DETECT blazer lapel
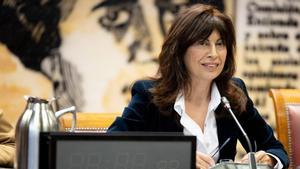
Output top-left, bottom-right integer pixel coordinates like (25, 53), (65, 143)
(215, 104), (238, 161)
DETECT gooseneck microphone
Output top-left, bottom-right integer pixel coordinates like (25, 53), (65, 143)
(221, 97), (257, 169)
(221, 97), (253, 152)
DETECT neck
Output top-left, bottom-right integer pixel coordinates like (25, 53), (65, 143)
(185, 79), (212, 105)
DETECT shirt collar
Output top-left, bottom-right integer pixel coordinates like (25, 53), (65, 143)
(174, 92), (184, 116)
(208, 82), (221, 114)
(174, 82), (221, 116)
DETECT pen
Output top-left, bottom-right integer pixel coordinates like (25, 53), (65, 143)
(210, 137), (231, 158)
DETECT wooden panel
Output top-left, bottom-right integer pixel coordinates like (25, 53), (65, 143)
(59, 112), (120, 132)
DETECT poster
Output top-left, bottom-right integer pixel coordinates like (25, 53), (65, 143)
(236, 0), (300, 128)
(0, 0), (224, 124)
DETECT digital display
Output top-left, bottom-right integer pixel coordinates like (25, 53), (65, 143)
(39, 132), (196, 169)
(56, 140), (191, 169)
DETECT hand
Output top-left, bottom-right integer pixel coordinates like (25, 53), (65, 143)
(240, 151), (277, 167)
(196, 151), (215, 169)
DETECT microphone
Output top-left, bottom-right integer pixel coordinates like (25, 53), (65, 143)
(221, 97), (257, 169)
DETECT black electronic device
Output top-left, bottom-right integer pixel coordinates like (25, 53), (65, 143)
(39, 132), (196, 169)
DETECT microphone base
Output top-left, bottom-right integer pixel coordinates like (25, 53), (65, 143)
(211, 161), (270, 169)
(249, 152), (257, 169)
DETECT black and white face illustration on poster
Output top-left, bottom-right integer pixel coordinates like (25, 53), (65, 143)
(0, 0), (224, 112)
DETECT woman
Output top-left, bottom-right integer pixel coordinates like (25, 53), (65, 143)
(108, 4), (289, 169)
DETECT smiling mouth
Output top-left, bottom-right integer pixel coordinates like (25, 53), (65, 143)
(201, 63), (220, 70)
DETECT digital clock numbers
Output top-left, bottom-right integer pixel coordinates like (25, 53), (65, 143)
(56, 140), (190, 169)
(65, 152), (180, 169)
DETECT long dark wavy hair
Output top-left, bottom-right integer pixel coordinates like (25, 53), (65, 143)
(150, 4), (247, 116)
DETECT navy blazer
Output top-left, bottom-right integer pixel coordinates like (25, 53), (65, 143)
(108, 78), (289, 168)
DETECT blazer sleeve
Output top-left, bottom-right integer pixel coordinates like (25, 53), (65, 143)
(0, 111), (15, 167)
(233, 78), (289, 168)
(108, 80), (154, 132)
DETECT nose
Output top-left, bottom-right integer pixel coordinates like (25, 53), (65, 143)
(208, 44), (218, 59)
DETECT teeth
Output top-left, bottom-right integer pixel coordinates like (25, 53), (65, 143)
(203, 63), (218, 67)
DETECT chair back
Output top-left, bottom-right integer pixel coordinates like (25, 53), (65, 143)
(60, 112), (120, 132)
(269, 89), (300, 168)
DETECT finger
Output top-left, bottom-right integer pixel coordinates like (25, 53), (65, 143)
(196, 158), (211, 169)
(240, 151), (265, 163)
(255, 151), (266, 162)
(258, 154), (276, 167)
(240, 153), (249, 163)
(196, 152), (215, 168)
(197, 152), (215, 166)
(196, 155), (212, 169)
(196, 161), (210, 169)
(259, 155), (271, 164)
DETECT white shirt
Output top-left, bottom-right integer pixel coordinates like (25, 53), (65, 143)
(173, 82), (283, 168)
(174, 82), (221, 162)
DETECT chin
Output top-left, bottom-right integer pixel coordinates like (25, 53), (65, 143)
(205, 73), (221, 81)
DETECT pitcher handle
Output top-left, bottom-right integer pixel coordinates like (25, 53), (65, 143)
(55, 106), (77, 132)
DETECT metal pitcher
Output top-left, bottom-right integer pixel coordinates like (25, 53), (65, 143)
(15, 96), (77, 169)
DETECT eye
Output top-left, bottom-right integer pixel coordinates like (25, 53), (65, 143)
(99, 8), (131, 31)
(216, 40), (225, 47)
(196, 40), (209, 46)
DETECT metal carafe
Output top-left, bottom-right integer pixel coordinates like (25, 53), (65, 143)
(15, 96), (77, 169)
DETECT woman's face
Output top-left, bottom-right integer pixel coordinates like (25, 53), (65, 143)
(184, 30), (227, 83)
